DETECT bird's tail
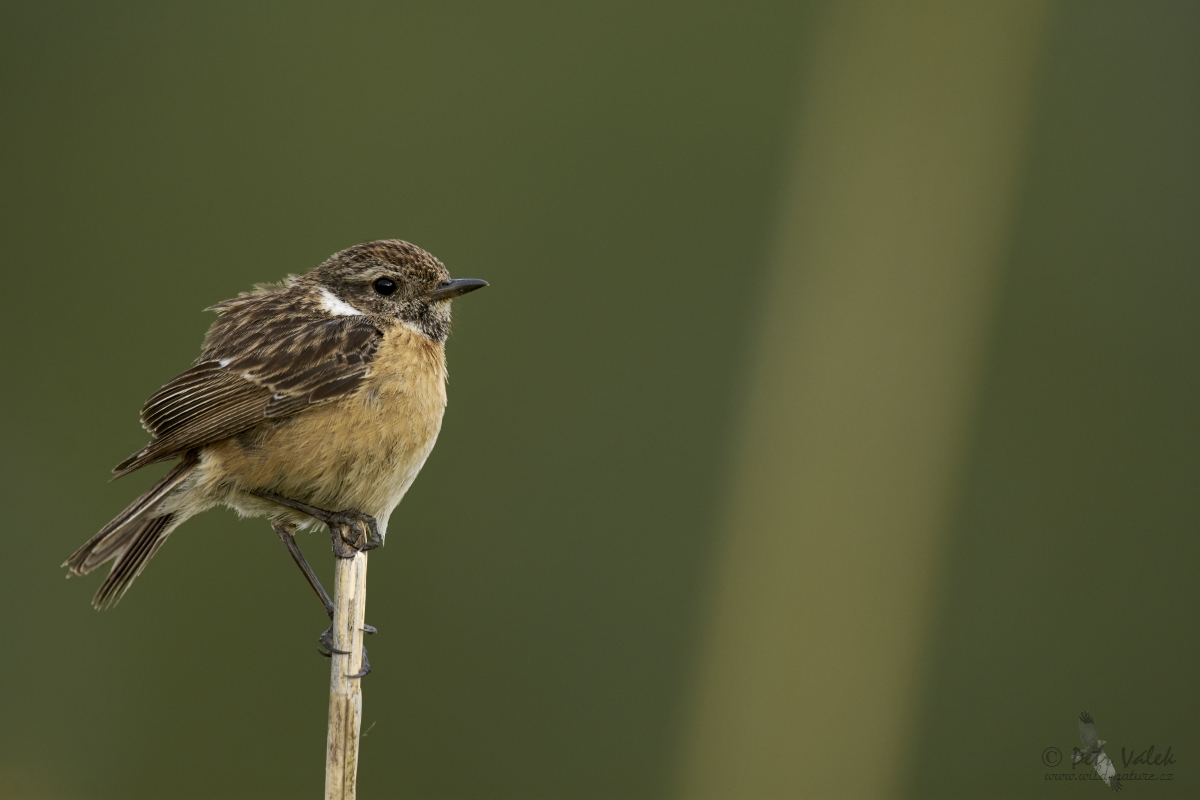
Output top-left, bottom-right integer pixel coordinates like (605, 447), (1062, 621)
(64, 456), (197, 609)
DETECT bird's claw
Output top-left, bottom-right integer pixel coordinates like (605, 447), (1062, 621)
(319, 625), (350, 655)
(318, 624), (373, 677)
(328, 511), (381, 558)
(348, 648), (372, 679)
(253, 491), (379, 556)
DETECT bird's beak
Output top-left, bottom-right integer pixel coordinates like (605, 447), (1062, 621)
(425, 278), (488, 302)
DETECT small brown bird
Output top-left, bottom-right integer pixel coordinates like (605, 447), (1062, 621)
(64, 240), (485, 673)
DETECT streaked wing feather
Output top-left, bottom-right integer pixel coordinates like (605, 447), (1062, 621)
(141, 363), (253, 435)
(115, 303), (382, 476)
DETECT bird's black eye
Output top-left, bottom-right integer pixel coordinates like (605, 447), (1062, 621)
(373, 277), (398, 296)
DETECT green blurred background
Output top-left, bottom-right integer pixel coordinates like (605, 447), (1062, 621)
(1, 2), (1196, 798)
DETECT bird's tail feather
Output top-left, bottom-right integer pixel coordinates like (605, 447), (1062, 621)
(64, 456), (196, 609)
(92, 513), (179, 608)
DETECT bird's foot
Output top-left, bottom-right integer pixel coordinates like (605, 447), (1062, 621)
(316, 628), (372, 681)
(251, 491), (379, 557)
(318, 625), (349, 656)
(318, 623), (376, 654)
(318, 624), (374, 677)
(325, 511), (380, 558)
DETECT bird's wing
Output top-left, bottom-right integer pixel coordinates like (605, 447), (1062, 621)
(114, 312), (382, 476)
(1093, 749), (1121, 791)
(1078, 711), (1101, 748)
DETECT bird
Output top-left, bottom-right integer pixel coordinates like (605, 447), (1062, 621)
(64, 239), (486, 675)
(1073, 711), (1121, 792)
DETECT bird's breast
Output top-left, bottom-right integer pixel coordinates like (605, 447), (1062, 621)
(215, 326), (448, 533)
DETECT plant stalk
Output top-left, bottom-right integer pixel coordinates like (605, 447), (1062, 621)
(325, 549), (368, 800)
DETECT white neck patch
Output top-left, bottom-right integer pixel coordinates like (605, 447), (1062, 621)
(319, 287), (364, 317)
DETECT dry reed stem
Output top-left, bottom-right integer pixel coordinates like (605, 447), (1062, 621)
(325, 549), (368, 800)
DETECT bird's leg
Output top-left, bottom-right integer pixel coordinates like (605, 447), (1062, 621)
(271, 518), (335, 617)
(271, 518), (350, 657)
(253, 490), (382, 557)
(264, 509), (376, 668)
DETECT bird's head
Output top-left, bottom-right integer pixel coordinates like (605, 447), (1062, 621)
(302, 239), (487, 342)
